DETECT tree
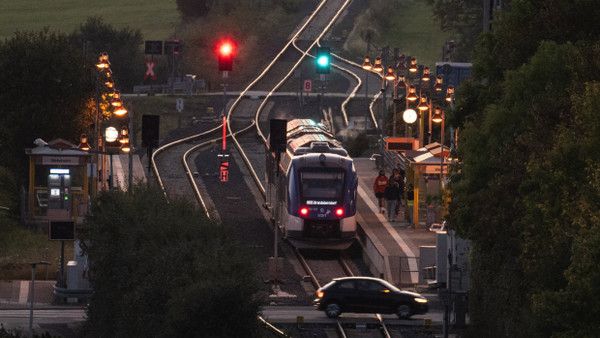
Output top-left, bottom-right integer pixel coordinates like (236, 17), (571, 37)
(81, 184), (266, 337)
(0, 29), (94, 180)
(426, 0), (483, 62)
(447, 0), (600, 335)
(70, 17), (144, 91)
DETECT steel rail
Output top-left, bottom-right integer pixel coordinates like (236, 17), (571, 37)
(151, 0), (331, 201)
(225, 0), (352, 200)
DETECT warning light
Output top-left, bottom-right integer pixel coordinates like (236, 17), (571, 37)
(300, 207), (309, 216)
(335, 208), (344, 217)
(217, 39), (235, 71)
(219, 42), (233, 56)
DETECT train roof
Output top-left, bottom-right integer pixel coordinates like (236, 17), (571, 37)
(285, 119), (345, 155)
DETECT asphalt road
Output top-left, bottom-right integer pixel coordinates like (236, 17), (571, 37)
(0, 305), (445, 336)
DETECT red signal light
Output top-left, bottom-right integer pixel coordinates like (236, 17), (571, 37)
(300, 207), (309, 216)
(217, 39), (235, 71)
(219, 42), (233, 56)
(335, 208), (344, 217)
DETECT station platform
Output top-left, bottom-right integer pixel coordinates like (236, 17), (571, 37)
(109, 154), (147, 189)
(353, 158), (439, 287)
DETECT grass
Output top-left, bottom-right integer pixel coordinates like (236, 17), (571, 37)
(0, 0), (179, 41)
(345, 1), (455, 69)
(0, 220), (73, 280)
(384, 2), (455, 68)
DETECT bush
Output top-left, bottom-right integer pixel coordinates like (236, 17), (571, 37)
(346, 132), (370, 157)
(80, 184), (265, 337)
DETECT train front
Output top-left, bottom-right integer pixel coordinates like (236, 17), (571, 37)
(286, 152), (357, 250)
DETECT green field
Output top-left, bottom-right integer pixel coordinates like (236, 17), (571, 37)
(345, 1), (454, 69)
(0, 0), (179, 41)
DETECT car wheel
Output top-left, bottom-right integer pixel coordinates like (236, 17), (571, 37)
(325, 302), (342, 318)
(396, 304), (412, 319)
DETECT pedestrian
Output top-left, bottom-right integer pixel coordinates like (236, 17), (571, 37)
(384, 181), (400, 222)
(373, 169), (389, 214)
(406, 184), (415, 227)
(390, 169), (405, 213)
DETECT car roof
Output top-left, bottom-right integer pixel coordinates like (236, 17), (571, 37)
(330, 276), (400, 290)
(333, 276), (385, 282)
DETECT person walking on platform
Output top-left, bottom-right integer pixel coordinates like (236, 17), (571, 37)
(406, 184), (415, 227)
(384, 181), (400, 222)
(390, 168), (405, 213)
(373, 170), (389, 214)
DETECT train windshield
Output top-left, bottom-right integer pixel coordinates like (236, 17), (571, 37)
(300, 169), (345, 199)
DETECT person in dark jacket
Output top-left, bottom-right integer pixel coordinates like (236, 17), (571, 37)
(384, 181), (400, 222)
(406, 184), (415, 227)
(390, 168), (405, 212)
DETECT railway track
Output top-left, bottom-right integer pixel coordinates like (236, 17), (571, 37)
(151, 1), (398, 336)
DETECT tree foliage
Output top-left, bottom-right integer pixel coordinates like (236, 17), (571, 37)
(70, 17), (144, 91)
(447, 0), (600, 336)
(426, 0), (483, 61)
(81, 184), (265, 337)
(0, 29), (94, 179)
(0, 18), (144, 189)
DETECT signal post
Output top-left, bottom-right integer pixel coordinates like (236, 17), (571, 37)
(216, 39), (235, 182)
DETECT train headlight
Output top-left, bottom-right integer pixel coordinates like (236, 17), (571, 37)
(300, 207), (309, 216)
(335, 208), (344, 217)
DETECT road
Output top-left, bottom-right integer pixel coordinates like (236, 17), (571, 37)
(0, 305), (444, 335)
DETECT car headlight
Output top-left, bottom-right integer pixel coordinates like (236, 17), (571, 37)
(414, 297), (428, 303)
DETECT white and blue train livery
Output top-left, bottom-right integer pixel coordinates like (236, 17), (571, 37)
(266, 119), (357, 250)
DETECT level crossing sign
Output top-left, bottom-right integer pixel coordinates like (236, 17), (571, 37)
(144, 58), (156, 80)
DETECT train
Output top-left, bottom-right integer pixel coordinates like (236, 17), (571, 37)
(265, 119), (358, 250)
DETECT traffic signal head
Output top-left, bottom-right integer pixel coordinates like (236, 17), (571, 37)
(315, 47), (330, 74)
(217, 39), (234, 71)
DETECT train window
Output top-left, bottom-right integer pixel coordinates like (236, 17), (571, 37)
(300, 170), (344, 198)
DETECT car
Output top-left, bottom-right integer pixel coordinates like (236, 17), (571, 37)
(312, 276), (428, 319)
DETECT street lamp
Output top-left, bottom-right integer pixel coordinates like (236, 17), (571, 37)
(29, 261), (50, 338)
(78, 134), (91, 151)
(366, 56), (386, 150)
(89, 52), (132, 191)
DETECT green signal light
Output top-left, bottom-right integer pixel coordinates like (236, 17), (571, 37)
(315, 47), (331, 74)
(317, 55), (329, 67)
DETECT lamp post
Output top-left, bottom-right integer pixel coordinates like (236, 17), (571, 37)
(432, 107), (445, 191)
(104, 127), (119, 189)
(362, 56), (372, 131)
(86, 52), (131, 191)
(29, 261), (50, 338)
(371, 57), (385, 150)
(446, 85), (455, 149)
(79, 126), (130, 188)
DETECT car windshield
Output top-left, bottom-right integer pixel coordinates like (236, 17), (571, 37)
(300, 169), (344, 199)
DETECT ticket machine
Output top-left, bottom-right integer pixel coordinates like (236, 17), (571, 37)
(48, 168), (72, 211)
